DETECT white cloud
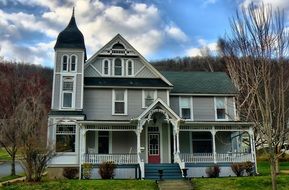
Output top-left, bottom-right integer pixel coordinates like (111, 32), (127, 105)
(165, 25), (188, 42)
(0, 0), (189, 66)
(186, 39), (218, 57)
(241, 0), (289, 10)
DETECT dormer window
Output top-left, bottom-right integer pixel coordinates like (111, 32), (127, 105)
(70, 55), (77, 71)
(126, 59), (134, 76)
(62, 55), (68, 71)
(114, 58), (123, 76)
(102, 59), (111, 76)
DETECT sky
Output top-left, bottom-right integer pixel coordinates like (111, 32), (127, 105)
(0, 0), (289, 67)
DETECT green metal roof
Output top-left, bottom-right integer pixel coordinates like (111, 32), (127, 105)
(161, 71), (238, 94)
(84, 77), (171, 88)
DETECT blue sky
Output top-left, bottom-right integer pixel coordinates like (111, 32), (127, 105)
(0, 0), (288, 67)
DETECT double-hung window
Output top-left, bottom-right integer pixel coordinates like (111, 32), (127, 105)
(113, 89), (127, 115)
(103, 59), (110, 76)
(216, 97), (227, 120)
(143, 90), (156, 108)
(180, 97), (191, 119)
(126, 59), (134, 76)
(114, 58), (123, 76)
(70, 55), (77, 71)
(56, 125), (76, 152)
(62, 55), (69, 72)
(62, 78), (74, 108)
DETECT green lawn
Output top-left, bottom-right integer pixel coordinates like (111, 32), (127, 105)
(193, 161), (289, 190)
(0, 148), (10, 161)
(1, 180), (158, 190)
(0, 175), (23, 183)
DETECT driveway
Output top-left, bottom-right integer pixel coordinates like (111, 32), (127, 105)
(0, 161), (24, 177)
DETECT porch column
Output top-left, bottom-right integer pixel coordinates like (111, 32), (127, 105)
(136, 131), (141, 155)
(173, 131), (176, 155)
(79, 126), (86, 179)
(176, 131), (180, 153)
(212, 127), (217, 163)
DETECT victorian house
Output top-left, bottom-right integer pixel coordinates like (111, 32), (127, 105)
(47, 10), (256, 179)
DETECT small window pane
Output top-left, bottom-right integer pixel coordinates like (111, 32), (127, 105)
(216, 97), (225, 108)
(115, 102), (124, 114)
(217, 108), (226, 119)
(63, 93), (72, 107)
(115, 90), (124, 100)
(180, 97), (190, 108)
(181, 108), (191, 119)
(63, 81), (73, 91)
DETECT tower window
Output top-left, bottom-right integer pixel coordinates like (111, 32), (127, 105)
(62, 55), (68, 71)
(62, 78), (74, 108)
(70, 55), (77, 71)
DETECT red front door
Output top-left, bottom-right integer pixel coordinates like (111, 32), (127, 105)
(148, 133), (160, 163)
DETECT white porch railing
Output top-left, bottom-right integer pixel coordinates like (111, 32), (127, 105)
(180, 153), (252, 163)
(83, 154), (138, 164)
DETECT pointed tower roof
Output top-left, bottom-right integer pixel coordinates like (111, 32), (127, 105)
(54, 8), (87, 59)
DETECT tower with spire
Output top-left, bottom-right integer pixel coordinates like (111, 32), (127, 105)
(51, 8), (86, 112)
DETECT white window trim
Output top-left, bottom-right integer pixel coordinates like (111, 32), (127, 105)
(61, 77), (75, 110)
(70, 54), (78, 72)
(102, 58), (111, 76)
(179, 96), (193, 120)
(112, 89), (128, 115)
(112, 58), (124, 77)
(55, 123), (77, 154)
(214, 97), (228, 121)
(142, 89), (157, 108)
(126, 59), (134, 77)
(61, 54), (69, 72)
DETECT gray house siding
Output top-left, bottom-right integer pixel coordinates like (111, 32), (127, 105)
(161, 123), (170, 163)
(84, 65), (102, 77)
(170, 96), (179, 115)
(136, 67), (157, 78)
(193, 97), (215, 121)
(215, 131), (232, 153)
(52, 74), (61, 109)
(227, 97), (235, 120)
(75, 74), (83, 109)
(157, 90), (168, 104)
(84, 89), (147, 120)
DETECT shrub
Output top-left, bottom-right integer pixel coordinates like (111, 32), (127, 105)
(244, 161), (255, 176)
(98, 161), (117, 179)
(83, 163), (93, 179)
(205, 164), (220, 178)
(63, 167), (78, 179)
(231, 163), (245, 177)
(231, 162), (255, 177)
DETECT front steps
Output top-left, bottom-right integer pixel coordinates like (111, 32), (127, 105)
(145, 163), (182, 180)
(158, 180), (193, 190)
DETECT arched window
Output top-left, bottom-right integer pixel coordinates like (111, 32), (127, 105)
(70, 55), (77, 72)
(126, 59), (134, 76)
(62, 55), (69, 72)
(112, 43), (125, 49)
(114, 58), (123, 76)
(102, 59), (110, 76)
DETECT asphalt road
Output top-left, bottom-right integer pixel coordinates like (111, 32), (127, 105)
(0, 161), (24, 177)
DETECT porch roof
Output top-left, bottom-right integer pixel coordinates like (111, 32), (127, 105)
(181, 121), (253, 126)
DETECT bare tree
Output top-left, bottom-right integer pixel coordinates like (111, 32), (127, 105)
(17, 96), (55, 182)
(219, 3), (289, 190)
